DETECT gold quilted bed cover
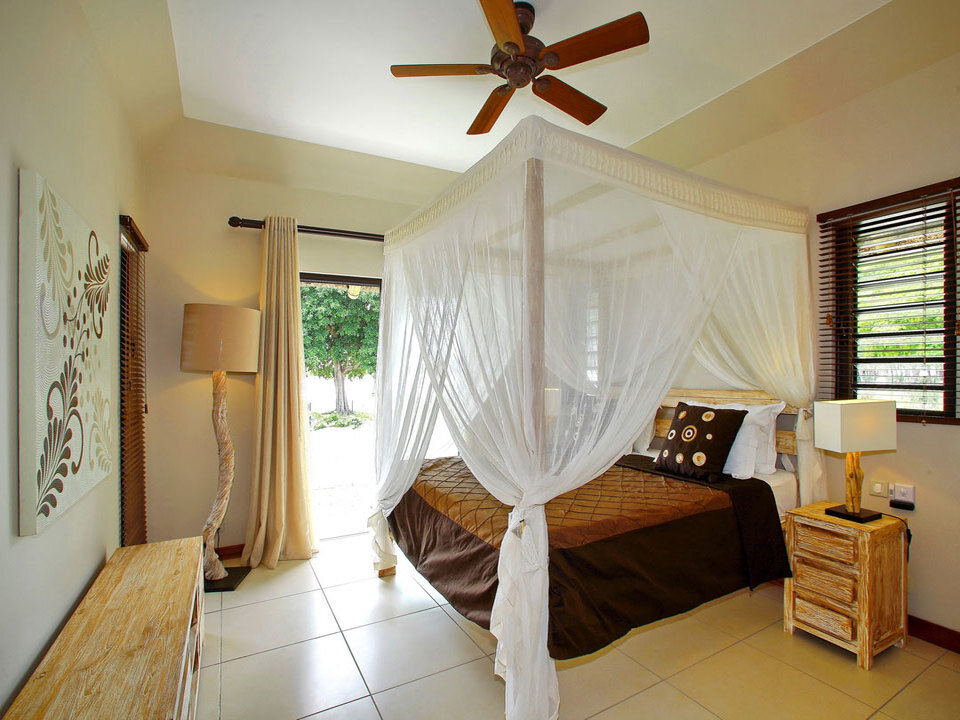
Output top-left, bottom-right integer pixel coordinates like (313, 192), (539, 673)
(412, 456), (732, 550)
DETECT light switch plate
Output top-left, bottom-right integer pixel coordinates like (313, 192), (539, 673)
(869, 481), (889, 498)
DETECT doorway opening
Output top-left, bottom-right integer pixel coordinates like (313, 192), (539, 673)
(300, 272), (381, 540)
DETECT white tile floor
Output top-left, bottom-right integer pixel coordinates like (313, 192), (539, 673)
(199, 533), (960, 720)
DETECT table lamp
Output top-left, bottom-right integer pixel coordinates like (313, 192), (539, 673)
(813, 399), (897, 523)
(181, 303), (261, 590)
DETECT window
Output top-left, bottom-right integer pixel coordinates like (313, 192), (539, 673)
(119, 215), (149, 544)
(818, 177), (960, 422)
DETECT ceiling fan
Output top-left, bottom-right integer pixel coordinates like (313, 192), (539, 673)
(390, 0), (650, 135)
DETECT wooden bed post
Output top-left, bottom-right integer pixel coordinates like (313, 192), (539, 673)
(524, 157), (546, 458)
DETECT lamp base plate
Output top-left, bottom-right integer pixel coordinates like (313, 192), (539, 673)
(824, 505), (882, 523)
(204, 566), (252, 592)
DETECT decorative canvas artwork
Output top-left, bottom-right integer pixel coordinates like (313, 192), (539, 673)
(18, 169), (116, 536)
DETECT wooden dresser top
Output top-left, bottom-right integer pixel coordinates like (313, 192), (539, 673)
(788, 501), (905, 535)
(4, 536), (203, 720)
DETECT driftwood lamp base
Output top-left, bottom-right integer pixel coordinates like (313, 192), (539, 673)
(825, 450), (881, 523)
(201, 370), (243, 584)
(204, 565), (252, 592)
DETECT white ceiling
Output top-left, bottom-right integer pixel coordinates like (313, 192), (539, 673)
(168, 0), (888, 172)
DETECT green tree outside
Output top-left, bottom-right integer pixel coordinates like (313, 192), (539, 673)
(300, 284), (380, 416)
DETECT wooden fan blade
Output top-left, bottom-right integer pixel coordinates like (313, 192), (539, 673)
(391, 64), (494, 78)
(541, 12), (649, 70)
(532, 76), (606, 125)
(467, 84), (515, 135)
(479, 0), (525, 53)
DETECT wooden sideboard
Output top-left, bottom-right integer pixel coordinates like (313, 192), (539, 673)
(4, 537), (204, 719)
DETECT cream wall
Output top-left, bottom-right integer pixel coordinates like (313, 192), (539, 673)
(140, 126), (454, 546)
(0, 0), (142, 709)
(660, 51), (960, 631)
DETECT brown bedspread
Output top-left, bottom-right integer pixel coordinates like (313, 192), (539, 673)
(389, 455), (787, 659)
(414, 456), (732, 549)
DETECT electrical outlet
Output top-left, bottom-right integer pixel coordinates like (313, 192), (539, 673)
(869, 481), (889, 498)
(890, 483), (916, 510)
(892, 484), (916, 503)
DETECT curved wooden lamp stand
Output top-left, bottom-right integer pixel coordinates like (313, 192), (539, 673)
(844, 450), (863, 514)
(202, 369), (234, 581)
(825, 450), (881, 523)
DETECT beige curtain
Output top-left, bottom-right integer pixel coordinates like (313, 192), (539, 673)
(242, 216), (315, 568)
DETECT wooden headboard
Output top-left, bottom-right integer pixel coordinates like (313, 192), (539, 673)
(655, 388), (798, 455)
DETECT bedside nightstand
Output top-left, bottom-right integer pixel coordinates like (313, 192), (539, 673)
(783, 501), (908, 670)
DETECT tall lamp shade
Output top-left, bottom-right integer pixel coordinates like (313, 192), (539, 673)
(181, 304), (260, 373)
(180, 304), (261, 589)
(814, 400), (896, 523)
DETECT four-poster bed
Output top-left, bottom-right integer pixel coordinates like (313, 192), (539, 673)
(370, 116), (823, 720)
(388, 387), (797, 663)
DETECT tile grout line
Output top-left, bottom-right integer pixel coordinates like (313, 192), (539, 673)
(307, 557), (383, 719)
(405, 566), (446, 607)
(662, 679), (723, 720)
(218, 607), (223, 720)
(218, 629), (344, 666)
(872, 661), (943, 717)
(294, 695), (376, 720)
(609, 617), (734, 718)
(613, 615), (747, 682)
(936, 657), (960, 674)
(214, 597), (447, 670)
(370, 655), (494, 698)
(438, 603), (500, 657)
(569, 605), (779, 718)
(335, 603), (440, 633)
(900, 643), (948, 663)
(579, 674), (656, 720)
(742, 622), (936, 711)
(217, 590), (439, 663)
(220, 584), (323, 612)
(581, 678), (722, 720)
(736, 624), (883, 711)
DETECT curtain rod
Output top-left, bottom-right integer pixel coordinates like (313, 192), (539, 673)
(227, 216), (384, 243)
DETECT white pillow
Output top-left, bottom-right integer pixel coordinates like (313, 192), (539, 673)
(684, 400), (785, 479)
(755, 406), (784, 475)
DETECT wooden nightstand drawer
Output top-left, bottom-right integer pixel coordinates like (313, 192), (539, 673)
(795, 597), (855, 642)
(794, 558), (857, 605)
(796, 523), (856, 565)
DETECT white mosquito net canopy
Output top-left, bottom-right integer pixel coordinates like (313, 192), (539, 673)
(370, 116), (821, 720)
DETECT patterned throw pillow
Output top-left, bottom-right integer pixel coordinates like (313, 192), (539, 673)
(653, 402), (748, 481)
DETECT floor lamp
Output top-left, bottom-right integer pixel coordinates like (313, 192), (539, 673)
(181, 303), (261, 591)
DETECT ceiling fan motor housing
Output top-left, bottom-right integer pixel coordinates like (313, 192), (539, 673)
(514, 2), (536, 33)
(492, 34), (547, 88)
(490, 3), (560, 88)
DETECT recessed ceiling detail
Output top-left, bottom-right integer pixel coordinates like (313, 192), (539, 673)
(168, 0), (889, 172)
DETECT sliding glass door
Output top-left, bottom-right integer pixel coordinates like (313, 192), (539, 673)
(300, 273), (381, 540)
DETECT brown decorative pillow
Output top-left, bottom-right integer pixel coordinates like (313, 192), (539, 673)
(653, 402), (748, 480)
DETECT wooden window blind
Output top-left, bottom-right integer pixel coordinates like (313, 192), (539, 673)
(818, 177), (960, 423)
(119, 215), (149, 545)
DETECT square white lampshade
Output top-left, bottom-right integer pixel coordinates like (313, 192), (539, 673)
(813, 400), (897, 454)
(180, 303), (261, 374)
